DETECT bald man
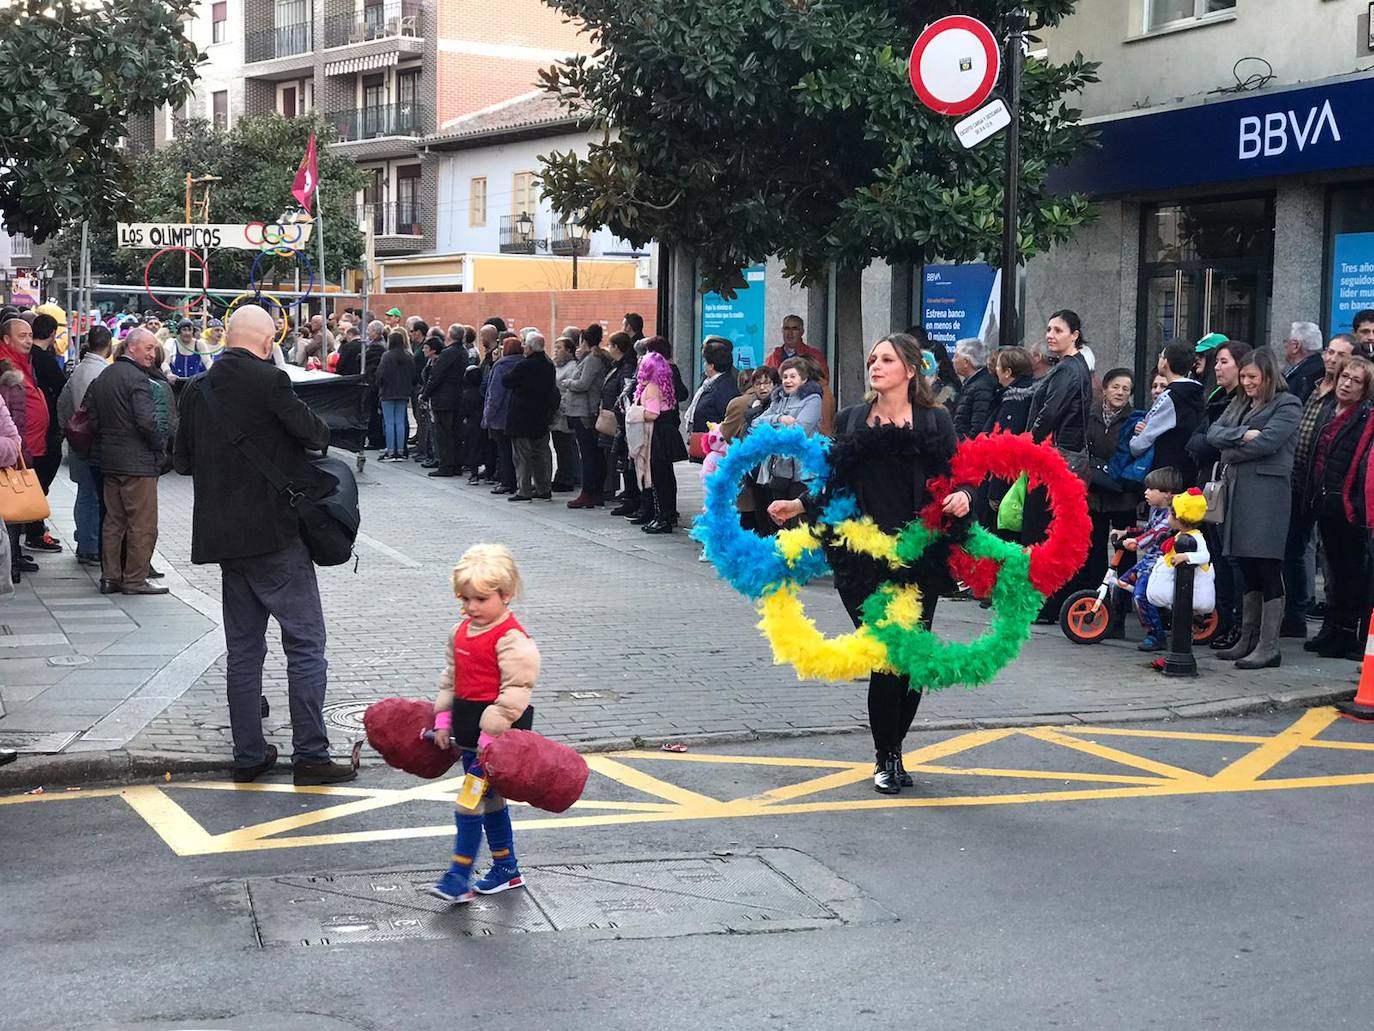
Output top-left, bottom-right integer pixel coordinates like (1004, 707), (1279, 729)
(82, 328), (171, 595)
(175, 304), (356, 786)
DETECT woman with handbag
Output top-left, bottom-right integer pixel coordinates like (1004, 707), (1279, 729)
(0, 371), (25, 585)
(636, 339), (689, 533)
(1206, 348), (1303, 668)
(1024, 310), (1093, 620)
(749, 357), (823, 536)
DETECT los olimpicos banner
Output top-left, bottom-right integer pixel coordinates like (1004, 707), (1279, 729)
(117, 221), (313, 251)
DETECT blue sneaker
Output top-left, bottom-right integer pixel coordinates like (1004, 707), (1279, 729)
(474, 862), (524, 895)
(426, 868), (475, 904)
(1138, 635), (1164, 652)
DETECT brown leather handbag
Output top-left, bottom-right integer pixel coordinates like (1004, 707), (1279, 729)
(0, 453), (51, 524)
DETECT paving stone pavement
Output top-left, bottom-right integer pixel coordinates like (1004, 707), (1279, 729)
(0, 452), (1360, 783)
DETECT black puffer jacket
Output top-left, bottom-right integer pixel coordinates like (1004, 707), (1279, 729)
(84, 356), (165, 477)
(1026, 352), (1092, 452)
(953, 366), (997, 439)
(986, 375), (1035, 435)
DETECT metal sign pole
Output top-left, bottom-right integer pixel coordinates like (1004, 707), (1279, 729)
(998, 9), (1024, 349)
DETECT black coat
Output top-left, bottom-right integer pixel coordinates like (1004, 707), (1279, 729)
(1027, 352), (1092, 452)
(459, 364), (484, 421)
(30, 344), (64, 455)
(423, 342), (469, 411)
(335, 338), (362, 377)
(987, 375), (1036, 435)
(376, 346), (416, 401)
(363, 340), (385, 381)
(1286, 352), (1325, 404)
(84, 356), (165, 477)
(1307, 401), (1371, 518)
(952, 366), (997, 439)
(173, 348), (332, 564)
(690, 372), (741, 433)
(502, 351), (559, 438)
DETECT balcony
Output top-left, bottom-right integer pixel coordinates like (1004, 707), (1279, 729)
(245, 20), (313, 64)
(550, 221), (591, 257)
(8, 233), (33, 261)
(359, 201), (426, 238)
(324, 0), (425, 48)
(499, 214), (536, 254)
(328, 102), (428, 142)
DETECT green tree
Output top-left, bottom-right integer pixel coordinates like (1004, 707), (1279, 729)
(0, 0), (201, 242)
(51, 115), (366, 297)
(537, 0), (1097, 369)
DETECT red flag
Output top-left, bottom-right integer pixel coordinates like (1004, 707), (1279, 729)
(291, 134), (319, 209)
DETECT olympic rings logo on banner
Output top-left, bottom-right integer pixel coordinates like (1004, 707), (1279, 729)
(244, 216), (311, 252)
(695, 424), (1089, 689)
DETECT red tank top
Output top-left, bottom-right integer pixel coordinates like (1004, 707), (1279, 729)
(453, 613), (527, 703)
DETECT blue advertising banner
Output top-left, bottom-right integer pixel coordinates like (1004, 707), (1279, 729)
(1052, 74), (1374, 196)
(702, 265), (767, 369)
(920, 263), (998, 347)
(1330, 232), (1374, 333)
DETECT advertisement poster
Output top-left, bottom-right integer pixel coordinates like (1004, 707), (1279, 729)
(9, 274), (38, 307)
(919, 263), (999, 347)
(1329, 232), (1374, 333)
(702, 264), (766, 369)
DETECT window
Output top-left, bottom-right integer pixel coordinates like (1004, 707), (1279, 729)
(512, 171), (536, 219)
(211, 1), (227, 42)
(470, 177), (487, 227)
(396, 165), (421, 233)
(212, 90), (229, 130)
(1146, 0), (1234, 31)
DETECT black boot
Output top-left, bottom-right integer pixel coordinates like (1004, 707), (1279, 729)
(1304, 619), (1337, 653)
(1316, 624), (1361, 659)
(873, 751), (901, 795)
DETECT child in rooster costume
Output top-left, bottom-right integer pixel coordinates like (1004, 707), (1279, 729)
(427, 543), (539, 904)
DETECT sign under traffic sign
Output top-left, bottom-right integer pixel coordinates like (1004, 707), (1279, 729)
(116, 222), (313, 251)
(909, 15), (1001, 117)
(954, 98), (1012, 149)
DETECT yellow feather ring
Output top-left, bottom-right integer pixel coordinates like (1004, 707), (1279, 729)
(756, 582), (923, 681)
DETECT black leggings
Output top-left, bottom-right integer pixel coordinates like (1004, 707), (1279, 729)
(1236, 557), (1283, 601)
(837, 578), (940, 754)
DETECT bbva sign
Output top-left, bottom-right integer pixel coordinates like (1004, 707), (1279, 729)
(1238, 99), (1341, 160)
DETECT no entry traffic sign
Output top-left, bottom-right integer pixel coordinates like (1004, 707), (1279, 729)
(909, 15), (1001, 117)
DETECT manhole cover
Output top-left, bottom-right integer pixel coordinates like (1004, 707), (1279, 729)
(240, 850), (890, 947)
(320, 701), (371, 733)
(47, 655), (93, 668)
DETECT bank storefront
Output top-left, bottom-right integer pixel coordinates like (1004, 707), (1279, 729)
(1041, 70), (1374, 392)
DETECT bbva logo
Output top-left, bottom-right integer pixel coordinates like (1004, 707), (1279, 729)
(1238, 99), (1341, 160)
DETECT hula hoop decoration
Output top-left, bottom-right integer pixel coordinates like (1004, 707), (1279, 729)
(224, 290), (291, 347)
(143, 246), (211, 313)
(697, 424), (1089, 689)
(249, 248), (316, 304)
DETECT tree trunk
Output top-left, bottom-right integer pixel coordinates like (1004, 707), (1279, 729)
(833, 265), (865, 409)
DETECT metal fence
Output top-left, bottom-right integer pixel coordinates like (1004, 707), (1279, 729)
(328, 103), (429, 141)
(323, 0), (425, 47)
(245, 19), (313, 62)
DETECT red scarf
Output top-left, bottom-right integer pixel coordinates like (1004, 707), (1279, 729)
(1345, 409), (1374, 526)
(0, 342), (48, 458)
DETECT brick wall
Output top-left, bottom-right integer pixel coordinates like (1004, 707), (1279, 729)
(435, 52), (560, 127)
(435, 0), (593, 51)
(334, 288), (656, 342)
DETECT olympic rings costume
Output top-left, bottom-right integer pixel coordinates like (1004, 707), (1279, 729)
(693, 423), (1090, 689)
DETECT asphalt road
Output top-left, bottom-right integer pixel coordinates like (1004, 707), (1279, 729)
(4, 709), (1373, 1031)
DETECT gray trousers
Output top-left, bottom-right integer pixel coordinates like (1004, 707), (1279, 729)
(512, 431), (552, 497)
(220, 537), (330, 766)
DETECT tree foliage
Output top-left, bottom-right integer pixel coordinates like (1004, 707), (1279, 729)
(0, 0), (201, 242)
(537, 0), (1098, 295)
(50, 115), (366, 293)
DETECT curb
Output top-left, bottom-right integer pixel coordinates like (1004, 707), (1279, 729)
(0, 686), (1357, 793)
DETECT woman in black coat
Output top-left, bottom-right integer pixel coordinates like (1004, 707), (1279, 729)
(603, 332), (641, 516)
(637, 335), (690, 533)
(767, 332), (974, 795)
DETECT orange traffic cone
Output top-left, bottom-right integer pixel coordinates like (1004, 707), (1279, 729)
(1336, 613), (1374, 722)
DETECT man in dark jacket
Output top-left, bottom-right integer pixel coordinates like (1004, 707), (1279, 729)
(1282, 321), (1326, 404)
(1129, 338), (1205, 483)
(173, 304), (356, 787)
(334, 325), (362, 377)
(502, 333), (557, 501)
(84, 329), (169, 596)
(422, 333), (469, 477)
(951, 337), (997, 439)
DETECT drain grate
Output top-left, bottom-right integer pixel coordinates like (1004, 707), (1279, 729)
(320, 701), (371, 734)
(241, 850), (891, 947)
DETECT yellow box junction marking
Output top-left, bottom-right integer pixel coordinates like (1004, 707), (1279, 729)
(1, 708), (1369, 856)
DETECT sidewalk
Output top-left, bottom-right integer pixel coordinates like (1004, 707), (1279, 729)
(0, 458), (1359, 789)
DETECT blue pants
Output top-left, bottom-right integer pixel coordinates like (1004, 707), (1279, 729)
(382, 399), (408, 454)
(220, 538), (331, 766)
(68, 455), (103, 558)
(1133, 567), (1164, 638)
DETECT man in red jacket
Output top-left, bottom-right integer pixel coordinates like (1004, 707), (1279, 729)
(764, 314), (830, 381)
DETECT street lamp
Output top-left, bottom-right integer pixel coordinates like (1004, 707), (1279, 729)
(567, 213), (586, 290)
(515, 210), (534, 242)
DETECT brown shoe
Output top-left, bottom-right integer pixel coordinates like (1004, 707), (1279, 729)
(121, 582), (170, 596)
(98, 579), (122, 594)
(293, 759), (359, 786)
(233, 745), (278, 783)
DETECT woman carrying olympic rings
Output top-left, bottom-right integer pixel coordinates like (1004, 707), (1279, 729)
(768, 333), (975, 795)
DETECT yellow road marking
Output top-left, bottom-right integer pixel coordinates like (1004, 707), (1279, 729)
(581, 755), (724, 808)
(119, 786), (220, 857)
(0, 786), (126, 807)
(1212, 707), (1340, 784)
(1020, 727), (1209, 783)
(610, 750), (865, 770)
(912, 764), (1168, 786)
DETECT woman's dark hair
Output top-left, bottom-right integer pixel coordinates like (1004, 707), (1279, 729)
(1227, 347), (1286, 414)
(867, 333), (938, 409)
(702, 337), (734, 373)
(464, 325), (476, 345)
(995, 346), (1033, 380)
(1048, 309), (1085, 346)
(779, 356), (811, 380)
(752, 365), (780, 386)
(1216, 339), (1253, 366)
(644, 335), (672, 359)
(1143, 466), (1184, 494)
(624, 312), (644, 337)
(387, 330), (407, 350)
(1101, 367), (1133, 388)
(583, 323), (604, 349)
(606, 330), (632, 358)
(905, 325), (931, 347)
(924, 337), (960, 391)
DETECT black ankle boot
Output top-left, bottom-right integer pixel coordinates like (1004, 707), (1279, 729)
(873, 751), (901, 795)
